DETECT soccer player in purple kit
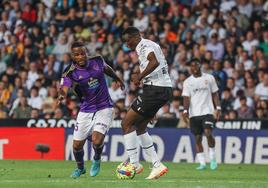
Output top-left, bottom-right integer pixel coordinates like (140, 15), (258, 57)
(58, 41), (124, 178)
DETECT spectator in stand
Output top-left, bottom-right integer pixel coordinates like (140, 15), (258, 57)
(108, 80), (125, 102)
(0, 104), (7, 118)
(206, 33), (224, 61)
(212, 60), (227, 94)
(133, 8), (149, 32)
(237, 96), (254, 119)
(242, 30), (259, 56)
(0, 81), (10, 105)
(221, 88), (234, 116)
(13, 96), (31, 118)
(255, 72), (268, 101)
(28, 86), (43, 110)
(30, 108), (40, 119)
(0, 0), (267, 122)
(255, 107), (266, 119)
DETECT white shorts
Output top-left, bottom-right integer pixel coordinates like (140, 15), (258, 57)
(73, 108), (113, 141)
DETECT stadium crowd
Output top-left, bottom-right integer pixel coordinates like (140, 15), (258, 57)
(0, 0), (268, 124)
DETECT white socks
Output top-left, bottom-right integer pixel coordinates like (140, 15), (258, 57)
(197, 152), (206, 166)
(209, 147), (216, 161)
(138, 132), (160, 168)
(124, 131), (139, 167)
(197, 148), (216, 165)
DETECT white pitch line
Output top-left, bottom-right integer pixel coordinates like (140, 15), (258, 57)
(1, 179), (268, 184)
(0, 179), (177, 183)
(181, 180), (268, 184)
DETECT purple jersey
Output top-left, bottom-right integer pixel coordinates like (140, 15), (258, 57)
(60, 56), (113, 113)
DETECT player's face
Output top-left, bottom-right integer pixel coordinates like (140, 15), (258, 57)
(71, 47), (87, 67)
(190, 62), (201, 76)
(122, 34), (137, 50)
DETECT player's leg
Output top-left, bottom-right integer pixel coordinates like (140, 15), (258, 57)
(195, 134), (206, 170)
(136, 118), (168, 179)
(90, 131), (105, 176)
(135, 86), (171, 179)
(203, 115), (217, 170)
(190, 116), (206, 170)
(71, 112), (93, 178)
(71, 139), (87, 178)
(121, 108), (145, 169)
(90, 108), (113, 176)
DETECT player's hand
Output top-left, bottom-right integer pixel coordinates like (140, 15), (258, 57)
(214, 110), (221, 121)
(182, 111), (189, 124)
(57, 94), (65, 106)
(131, 73), (140, 86)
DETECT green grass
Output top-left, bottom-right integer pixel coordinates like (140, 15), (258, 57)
(0, 160), (267, 188)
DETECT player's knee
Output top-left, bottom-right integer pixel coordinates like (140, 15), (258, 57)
(204, 129), (212, 138)
(121, 119), (130, 132)
(73, 141), (83, 150)
(91, 136), (103, 147)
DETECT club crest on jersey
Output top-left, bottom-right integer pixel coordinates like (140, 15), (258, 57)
(93, 64), (99, 71)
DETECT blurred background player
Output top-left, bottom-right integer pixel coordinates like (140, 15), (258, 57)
(182, 58), (221, 170)
(121, 26), (172, 179)
(58, 41), (124, 178)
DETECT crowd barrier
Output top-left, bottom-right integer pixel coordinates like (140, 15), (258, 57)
(0, 118), (267, 164)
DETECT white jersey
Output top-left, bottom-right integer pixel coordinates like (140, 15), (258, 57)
(135, 38), (172, 87)
(182, 73), (218, 118)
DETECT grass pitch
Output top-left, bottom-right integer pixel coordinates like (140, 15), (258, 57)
(0, 160), (267, 188)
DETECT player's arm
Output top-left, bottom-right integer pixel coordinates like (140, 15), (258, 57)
(211, 75), (221, 120)
(57, 72), (72, 105)
(104, 63), (125, 90)
(182, 81), (190, 124)
(212, 91), (221, 121)
(132, 52), (159, 85)
(182, 96), (190, 124)
(58, 85), (69, 105)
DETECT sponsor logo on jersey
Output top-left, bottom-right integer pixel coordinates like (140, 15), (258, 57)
(88, 77), (99, 89)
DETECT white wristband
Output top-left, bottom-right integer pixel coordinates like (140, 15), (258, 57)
(183, 110), (188, 114)
(216, 106), (221, 110)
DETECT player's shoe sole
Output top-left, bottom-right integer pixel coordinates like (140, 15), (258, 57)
(145, 163), (168, 180)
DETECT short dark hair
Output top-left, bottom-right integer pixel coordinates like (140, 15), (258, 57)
(71, 41), (85, 49)
(122, 26), (140, 37)
(189, 58), (201, 66)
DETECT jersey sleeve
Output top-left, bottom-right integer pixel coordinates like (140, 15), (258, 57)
(182, 80), (190, 97)
(99, 56), (105, 71)
(144, 46), (154, 59)
(210, 75), (219, 93)
(60, 76), (72, 88)
(60, 65), (73, 88)
(90, 55), (105, 72)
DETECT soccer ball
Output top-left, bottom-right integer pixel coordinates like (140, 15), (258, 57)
(116, 161), (136, 179)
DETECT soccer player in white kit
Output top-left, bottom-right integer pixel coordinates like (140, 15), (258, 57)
(182, 59), (221, 170)
(121, 27), (173, 179)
